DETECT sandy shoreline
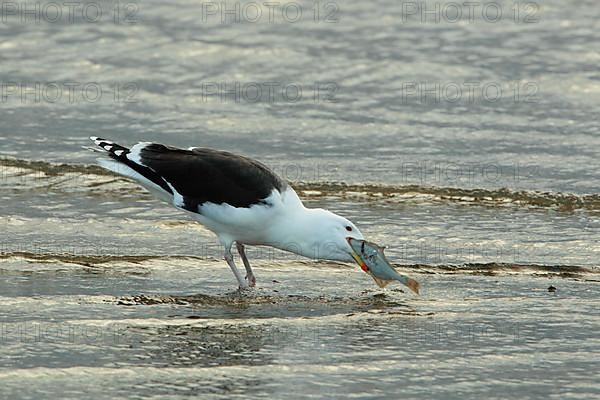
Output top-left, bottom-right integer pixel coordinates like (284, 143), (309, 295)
(1, 259), (598, 399)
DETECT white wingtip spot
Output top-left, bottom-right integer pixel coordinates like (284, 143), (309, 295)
(114, 150), (124, 156)
(102, 145), (113, 151)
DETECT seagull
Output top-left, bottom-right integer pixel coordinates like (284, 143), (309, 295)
(87, 137), (366, 289)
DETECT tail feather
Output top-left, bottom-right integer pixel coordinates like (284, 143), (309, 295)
(81, 145), (103, 153)
(87, 137), (174, 197)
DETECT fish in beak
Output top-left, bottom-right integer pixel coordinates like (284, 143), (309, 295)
(346, 237), (420, 294)
(348, 242), (369, 272)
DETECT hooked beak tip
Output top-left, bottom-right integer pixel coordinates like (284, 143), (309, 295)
(346, 237), (368, 272)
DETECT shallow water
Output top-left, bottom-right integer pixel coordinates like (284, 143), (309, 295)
(1, 262), (599, 399)
(1, 0), (600, 398)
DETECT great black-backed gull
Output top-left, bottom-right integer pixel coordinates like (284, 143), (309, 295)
(88, 137), (366, 289)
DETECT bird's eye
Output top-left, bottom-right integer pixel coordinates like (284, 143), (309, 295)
(345, 226), (352, 231)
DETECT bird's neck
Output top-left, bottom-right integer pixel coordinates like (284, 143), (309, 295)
(266, 206), (325, 259)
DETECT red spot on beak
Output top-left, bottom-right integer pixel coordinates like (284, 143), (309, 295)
(346, 236), (369, 272)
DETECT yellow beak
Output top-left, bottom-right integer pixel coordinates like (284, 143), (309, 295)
(347, 238), (369, 272)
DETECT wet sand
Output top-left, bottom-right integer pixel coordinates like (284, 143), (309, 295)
(1, 257), (599, 399)
(1, 159), (598, 399)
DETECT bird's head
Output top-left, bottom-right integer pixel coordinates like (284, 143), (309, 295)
(286, 208), (365, 263)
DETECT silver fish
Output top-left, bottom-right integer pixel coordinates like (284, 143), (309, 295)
(347, 238), (420, 294)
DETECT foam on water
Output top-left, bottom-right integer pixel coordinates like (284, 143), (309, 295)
(3, 157), (600, 211)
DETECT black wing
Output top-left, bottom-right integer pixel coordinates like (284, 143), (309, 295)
(135, 143), (287, 211)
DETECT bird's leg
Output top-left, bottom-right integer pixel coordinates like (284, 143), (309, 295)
(236, 242), (256, 287)
(223, 244), (249, 290)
